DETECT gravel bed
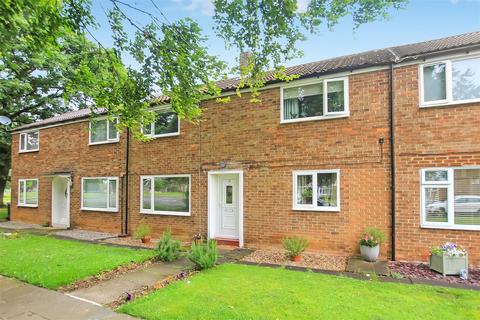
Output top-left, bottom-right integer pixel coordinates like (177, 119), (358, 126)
(242, 249), (347, 271)
(101, 236), (159, 249)
(54, 229), (117, 241)
(389, 261), (480, 286)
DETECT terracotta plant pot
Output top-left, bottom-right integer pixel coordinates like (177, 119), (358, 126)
(141, 236), (151, 244)
(292, 255), (302, 262)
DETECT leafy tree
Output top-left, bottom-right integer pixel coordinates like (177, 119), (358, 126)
(0, 0), (406, 205)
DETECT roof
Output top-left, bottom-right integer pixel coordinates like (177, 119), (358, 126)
(12, 31), (480, 132)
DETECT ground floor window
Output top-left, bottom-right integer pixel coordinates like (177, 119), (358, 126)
(140, 175), (190, 216)
(18, 179), (38, 207)
(421, 167), (480, 229)
(81, 177), (118, 212)
(293, 170), (340, 211)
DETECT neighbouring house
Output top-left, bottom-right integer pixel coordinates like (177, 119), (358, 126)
(10, 31), (480, 264)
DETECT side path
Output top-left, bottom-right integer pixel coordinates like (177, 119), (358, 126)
(0, 276), (134, 320)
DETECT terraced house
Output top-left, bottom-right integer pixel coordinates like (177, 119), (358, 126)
(10, 32), (480, 264)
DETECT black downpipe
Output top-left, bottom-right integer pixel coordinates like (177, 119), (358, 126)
(124, 128), (130, 235)
(389, 64), (396, 261)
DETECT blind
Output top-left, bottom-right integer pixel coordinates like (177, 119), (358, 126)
(454, 169), (480, 225)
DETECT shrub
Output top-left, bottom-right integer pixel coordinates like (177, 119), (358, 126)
(133, 224), (151, 240)
(359, 228), (386, 247)
(282, 236), (308, 258)
(188, 239), (218, 270)
(157, 229), (181, 262)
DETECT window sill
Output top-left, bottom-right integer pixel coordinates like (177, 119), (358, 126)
(81, 207), (118, 213)
(140, 210), (190, 217)
(144, 132), (180, 139)
(19, 149), (39, 154)
(292, 207), (340, 213)
(281, 113), (349, 124)
(89, 140), (120, 146)
(419, 98), (480, 109)
(421, 224), (480, 231)
(17, 204), (38, 208)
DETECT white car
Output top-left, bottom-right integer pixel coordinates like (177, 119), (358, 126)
(427, 195), (480, 213)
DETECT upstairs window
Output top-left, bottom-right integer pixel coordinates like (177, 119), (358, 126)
(293, 170), (340, 211)
(420, 56), (480, 106)
(89, 118), (119, 145)
(18, 179), (38, 207)
(19, 131), (39, 152)
(142, 109), (179, 138)
(281, 77), (348, 123)
(421, 168), (480, 230)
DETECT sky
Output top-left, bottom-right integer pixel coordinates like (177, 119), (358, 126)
(90, 0), (480, 70)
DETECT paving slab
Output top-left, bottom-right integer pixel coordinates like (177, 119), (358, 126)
(346, 256), (389, 276)
(0, 276), (134, 320)
(69, 259), (192, 305)
(0, 221), (43, 230)
(53, 229), (117, 241)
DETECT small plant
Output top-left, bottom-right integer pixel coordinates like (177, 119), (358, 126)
(430, 242), (467, 257)
(390, 272), (403, 279)
(188, 239), (218, 270)
(282, 236), (308, 261)
(359, 228), (386, 247)
(157, 229), (181, 262)
(133, 224), (152, 243)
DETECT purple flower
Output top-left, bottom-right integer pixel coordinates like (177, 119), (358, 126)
(125, 292), (132, 301)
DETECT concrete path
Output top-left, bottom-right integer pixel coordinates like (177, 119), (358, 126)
(69, 259), (192, 306)
(0, 276), (134, 320)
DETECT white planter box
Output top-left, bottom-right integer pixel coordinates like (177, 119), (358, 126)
(429, 253), (468, 276)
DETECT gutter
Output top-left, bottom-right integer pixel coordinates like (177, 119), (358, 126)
(389, 63), (396, 261)
(123, 128), (130, 236)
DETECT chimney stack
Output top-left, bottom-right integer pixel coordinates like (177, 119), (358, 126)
(239, 51), (252, 69)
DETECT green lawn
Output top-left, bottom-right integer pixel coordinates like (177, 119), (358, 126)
(0, 234), (156, 289)
(119, 264), (480, 320)
(0, 207), (7, 220)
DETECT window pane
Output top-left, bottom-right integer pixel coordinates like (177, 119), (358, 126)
(296, 175), (313, 205)
(283, 84), (323, 120)
(83, 179), (108, 208)
(25, 180), (38, 205)
(19, 180), (25, 204)
(225, 185), (233, 204)
(26, 132), (39, 150)
(143, 123), (152, 135)
(91, 120), (108, 143)
(327, 80), (345, 112)
(154, 111), (179, 136)
(317, 173), (338, 207)
(20, 134), (26, 150)
(142, 178), (152, 210)
(153, 177), (189, 212)
(425, 170), (448, 182)
(423, 64), (446, 102)
(454, 169), (480, 225)
(453, 57), (480, 101)
(425, 187), (448, 222)
(108, 179), (117, 208)
(108, 120), (118, 140)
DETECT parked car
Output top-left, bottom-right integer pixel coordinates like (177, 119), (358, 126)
(427, 195), (480, 213)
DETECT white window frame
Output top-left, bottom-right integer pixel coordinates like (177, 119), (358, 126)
(88, 118), (120, 145)
(142, 106), (180, 138)
(420, 167), (480, 231)
(419, 54), (480, 108)
(140, 174), (191, 216)
(292, 169), (340, 212)
(280, 77), (349, 124)
(18, 178), (39, 207)
(19, 131), (40, 153)
(81, 177), (119, 212)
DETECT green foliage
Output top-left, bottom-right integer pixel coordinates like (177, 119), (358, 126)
(188, 239), (218, 270)
(118, 264), (480, 320)
(390, 272), (403, 279)
(133, 224), (151, 240)
(157, 229), (181, 262)
(282, 236), (308, 257)
(359, 228), (386, 247)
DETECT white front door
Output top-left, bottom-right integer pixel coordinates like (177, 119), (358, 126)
(52, 177), (70, 228)
(217, 174), (239, 239)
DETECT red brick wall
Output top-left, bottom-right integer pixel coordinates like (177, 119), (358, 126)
(394, 64), (480, 265)
(10, 121), (125, 233)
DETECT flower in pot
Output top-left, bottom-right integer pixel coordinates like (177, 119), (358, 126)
(359, 228), (385, 262)
(133, 224), (152, 244)
(282, 236), (308, 262)
(429, 242), (468, 277)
